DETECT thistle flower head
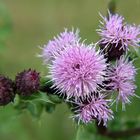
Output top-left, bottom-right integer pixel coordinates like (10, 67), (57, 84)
(50, 43), (107, 99)
(104, 13), (124, 34)
(108, 56), (137, 107)
(98, 12), (124, 47)
(15, 69), (40, 96)
(98, 12), (140, 51)
(74, 93), (113, 126)
(0, 75), (15, 106)
(41, 28), (80, 64)
(123, 24), (140, 48)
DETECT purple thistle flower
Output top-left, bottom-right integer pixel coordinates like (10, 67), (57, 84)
(50, 43), (107, 99)
(108, 56), (137, 108)
(74, 93), (113, 126)
(97, 12), (140, 51)
(123, 24), (140, 48)
(40, 28), (80, 64)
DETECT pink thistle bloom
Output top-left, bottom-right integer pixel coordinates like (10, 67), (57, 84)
(123, 24), (140, 48)
(108, 56), (137, 108)
(50, 43), (107, 99)
(97, 12), (140, 51)
(40, 28), (80, 64)
(74, 93), (113, 126)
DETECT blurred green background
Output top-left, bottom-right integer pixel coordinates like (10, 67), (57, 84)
(0, 0), (140, 140)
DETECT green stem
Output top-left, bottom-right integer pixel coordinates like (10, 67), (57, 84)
(96, 121), (140, 139)
(108, 0), (116, 14)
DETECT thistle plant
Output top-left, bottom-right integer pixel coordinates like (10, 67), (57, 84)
(1, 10), (140, 139)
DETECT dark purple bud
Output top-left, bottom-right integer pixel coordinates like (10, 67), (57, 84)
(15, 69), (40, 96)
(0, 75), (15, 106)
(99, 42), (125, 61)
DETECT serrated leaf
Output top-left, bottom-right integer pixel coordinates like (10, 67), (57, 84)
(21, 91), (54, 104)
(48, 94), (62, 104)
(37, 91), (54, 104)
(26, 101), (43, 118)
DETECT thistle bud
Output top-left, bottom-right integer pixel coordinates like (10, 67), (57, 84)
(0, 75), (15, 106)
(15, 69), (40, 96)
(99, 42), (125, 61)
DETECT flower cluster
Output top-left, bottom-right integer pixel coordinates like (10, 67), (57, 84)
(1, 11), (138, 128)
(41, 12), (139, 126)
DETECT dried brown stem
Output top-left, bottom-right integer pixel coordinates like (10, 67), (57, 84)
(96, 121), (140, 139)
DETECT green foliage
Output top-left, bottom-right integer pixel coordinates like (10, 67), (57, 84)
(13, 91), (63, 119)
(26, 101), (44, 118)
